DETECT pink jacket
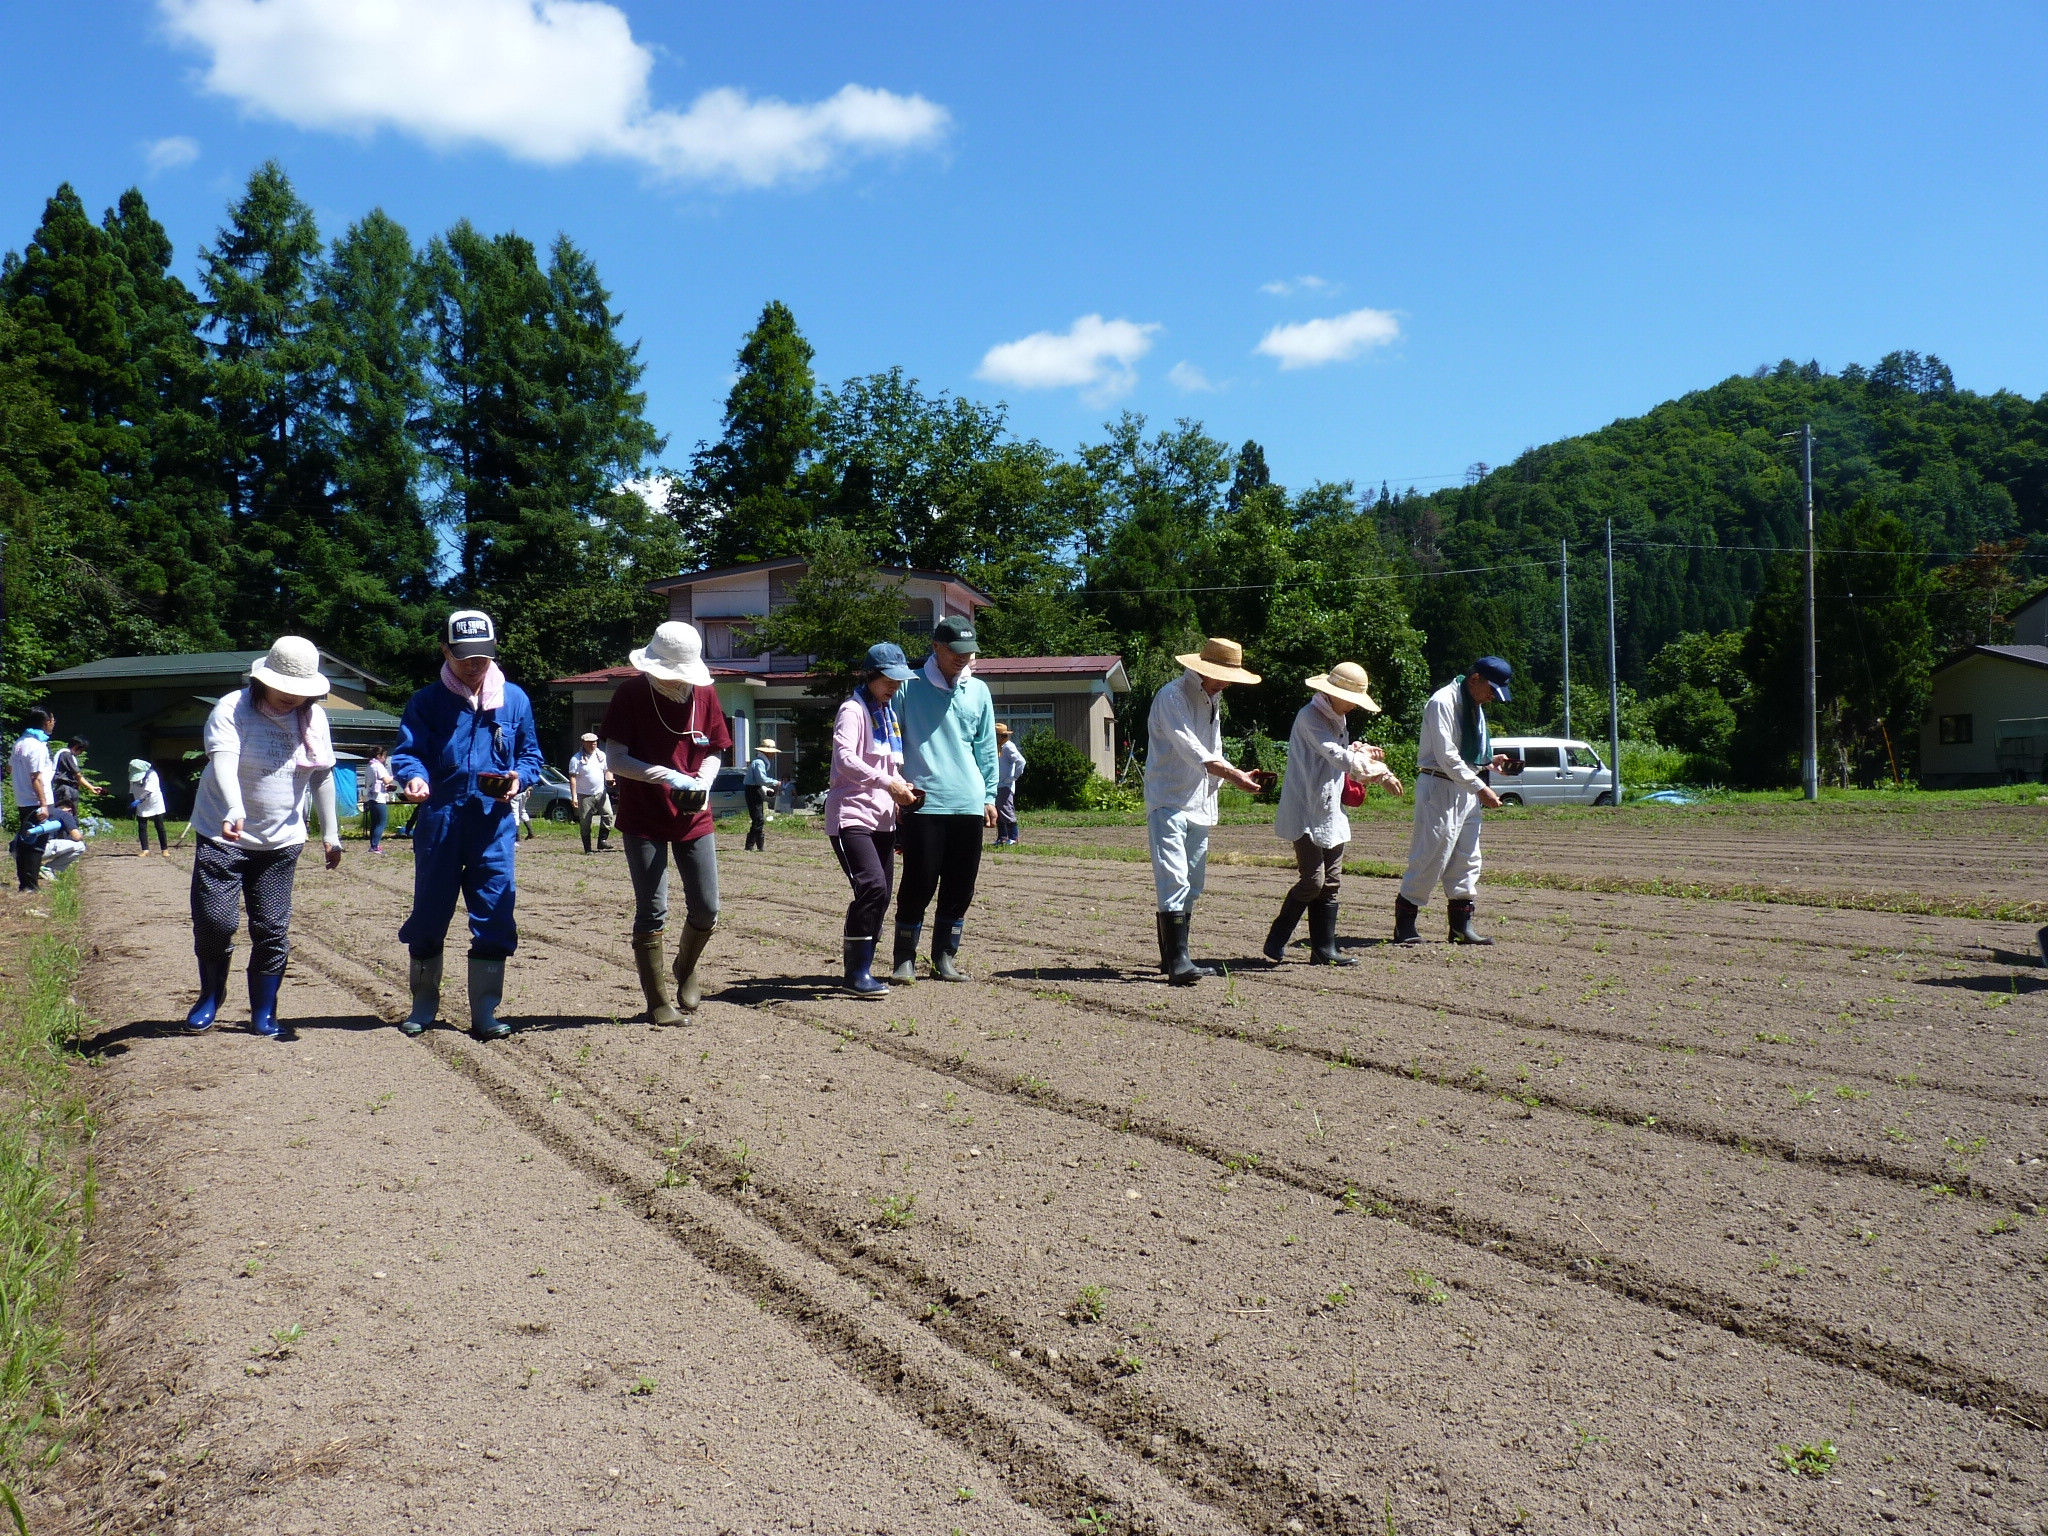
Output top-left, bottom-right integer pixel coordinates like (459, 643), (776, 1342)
(824, 694), (904, 835)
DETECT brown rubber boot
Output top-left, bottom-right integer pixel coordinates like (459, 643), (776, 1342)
(671, 921), (716, 1012)
(632, 931), (684, 1026)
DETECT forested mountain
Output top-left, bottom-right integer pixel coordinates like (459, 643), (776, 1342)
(4, 162), (2044, 784)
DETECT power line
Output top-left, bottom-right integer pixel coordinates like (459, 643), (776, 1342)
(1071, 559), (1555, 599)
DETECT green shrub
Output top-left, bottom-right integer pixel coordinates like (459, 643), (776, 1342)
(1014, 729), (1097, 811)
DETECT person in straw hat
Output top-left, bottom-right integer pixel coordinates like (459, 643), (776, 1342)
(743, 737), (782, 851)
(1265, 661), (1403, 965)
(182, 636), (344, 1037)
(1143, 637), (1267, 985)
(600, 620), (732, 1025)
(992, 722), (1027, 845)
(1396, 656), (1516, 946)
(391, 610), (546, 1040)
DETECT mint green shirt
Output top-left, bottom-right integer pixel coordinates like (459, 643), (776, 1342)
(898, 658), (999, 815)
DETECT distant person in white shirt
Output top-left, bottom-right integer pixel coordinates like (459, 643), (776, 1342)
(993, 724), (1027, 845)
(568, 732), (613, 854)
(1142, 638), (1265, 985)
(9, 706), (56, 893)
(1396, 656), (1515, 946)
(130, 758), (170, 856)
(1266, 661), (1402, 966)
(743, 740), (781, 852)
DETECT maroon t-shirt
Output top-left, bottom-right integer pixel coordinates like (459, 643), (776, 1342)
(599, 674), (733, 843)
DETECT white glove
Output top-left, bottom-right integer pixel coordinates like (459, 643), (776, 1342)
(647, 766), (692, 791)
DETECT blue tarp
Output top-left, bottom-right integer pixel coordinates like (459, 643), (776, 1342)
(332, 765), (359, 815)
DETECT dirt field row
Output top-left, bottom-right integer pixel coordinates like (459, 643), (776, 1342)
(64, 808), (2048, 1535)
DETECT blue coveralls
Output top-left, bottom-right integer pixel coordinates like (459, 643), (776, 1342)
(391, 679), (546, 961)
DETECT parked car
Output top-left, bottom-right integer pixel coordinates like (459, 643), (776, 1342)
(529, 765), (577, 821)
(708, 766), (749, 818)
(1490, 737), (1615, 806)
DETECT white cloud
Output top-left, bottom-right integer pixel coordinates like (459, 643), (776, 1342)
(1255, 307), (1400, 369)
(1167, 361), (1219, 393)
(158, 0), (949, 187)
(977, 314), (1160, 402)
(1259, 274), (1335, 296)
(144, 135), (202, 172)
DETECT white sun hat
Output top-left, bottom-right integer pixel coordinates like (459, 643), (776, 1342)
(249, 635), (331, 699)
(630, 621), (713, 688)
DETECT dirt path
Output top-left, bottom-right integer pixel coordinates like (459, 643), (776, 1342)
(66, 815), (2048, 1535)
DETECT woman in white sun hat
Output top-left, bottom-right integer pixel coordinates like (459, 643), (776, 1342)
(1266, 660), (1402, 966)
(601, 621), (732, 1025)
(183, 636), (343, 1038)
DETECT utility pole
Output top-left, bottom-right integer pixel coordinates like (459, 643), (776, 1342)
(1780, 423), (1819, 800)
(1560, 539), (1571, 741)
(1605, 519), (1621, 808)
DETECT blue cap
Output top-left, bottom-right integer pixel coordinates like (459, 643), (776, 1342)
(1472, 655), (1513, 701)
(865, 641), (915, 682)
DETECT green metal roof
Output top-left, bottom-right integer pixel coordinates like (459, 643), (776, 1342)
(33, 649), (386, 688)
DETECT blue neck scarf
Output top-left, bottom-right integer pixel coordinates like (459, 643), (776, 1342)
(859, 683), (903, 762)
(23, 729), (48, 743)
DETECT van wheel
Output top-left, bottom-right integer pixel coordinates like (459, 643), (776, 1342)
(1498, 793), (1522, 807)
(1593, 791), (1614, 807)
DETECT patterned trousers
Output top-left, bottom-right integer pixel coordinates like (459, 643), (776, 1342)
(191, 836), (303, 974)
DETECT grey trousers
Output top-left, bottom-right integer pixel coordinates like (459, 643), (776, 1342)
(579, 793), (613, 849)
(622, 832), (719, 934)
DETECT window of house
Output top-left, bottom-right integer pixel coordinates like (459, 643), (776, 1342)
(996, 704), (1055, 739)
(1103, 718), (1115, 754)
(1939, 714), (1973, 745)
(94, 690), (132, 713)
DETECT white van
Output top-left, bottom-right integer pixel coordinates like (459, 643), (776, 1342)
(1490, 737), (1615, 807)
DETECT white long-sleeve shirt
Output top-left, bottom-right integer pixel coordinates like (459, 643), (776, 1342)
(1273, 694), (1395, 847)
(1416, 677), (1488, 793)
(1143, 669), (1228, 824)
(190, 691), (339, 850)
(997, 739), (1027, 788)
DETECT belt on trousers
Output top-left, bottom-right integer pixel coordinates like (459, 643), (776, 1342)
(1421, 767), (1457, 781)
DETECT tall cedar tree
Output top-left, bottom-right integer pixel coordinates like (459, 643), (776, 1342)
(684, 300), (823, 566)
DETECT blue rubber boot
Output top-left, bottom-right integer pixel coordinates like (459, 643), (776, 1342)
(184, 953), (232, 1034)
(249, 970), (284, 1037)
(399, 953), (441, 1037)
(468, 955), (510, 1041)
(843, 938), (890, 999)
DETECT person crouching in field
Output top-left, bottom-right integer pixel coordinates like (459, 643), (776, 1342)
(392, 610), (545, 1040)
(184, 637), (343, 1036)
(1144, 638), (1267, 985)
(1396, 655), (1515, 946)
(1266, 661), (1402, 965)
(827, 643), (922, 997)
(604, 622), (730, 1025)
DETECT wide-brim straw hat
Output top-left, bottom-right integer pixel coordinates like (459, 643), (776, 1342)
(756, 740), (780, 754)
(249, 635), (330, 699)
(1307, 660), (1380, 713)
(630, 621), (713, 687)
(1176, 637), (1261, 685)
(995, 722), (1012, 737)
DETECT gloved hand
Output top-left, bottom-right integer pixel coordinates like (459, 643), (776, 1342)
(646, 766), (694, 791)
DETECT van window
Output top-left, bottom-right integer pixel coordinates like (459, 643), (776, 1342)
(1565, 746), (1602, 769)
(1520, 747), (1561, 769)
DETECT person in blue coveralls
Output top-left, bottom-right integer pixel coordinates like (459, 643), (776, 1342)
(390, 610), (545, 1041)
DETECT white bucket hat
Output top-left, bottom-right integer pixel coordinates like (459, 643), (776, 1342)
(630, 621), (713, 688)
(249, 635), (331, 699)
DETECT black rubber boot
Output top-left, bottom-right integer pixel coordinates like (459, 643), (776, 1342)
(2038, 925), (2047, 967)
(1308, 901), (1359, 966)
(1263, 896), (1308, 963)
(1393, 896), (1424, 946)
(931, 920), (967, 982)
(1447, 899), (1494, 946)
(1157, 912), (1210, 986)
(891, 921), (921, 984)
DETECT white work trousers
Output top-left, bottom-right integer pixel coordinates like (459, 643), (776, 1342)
(1400, 773), (1483, 907)
(40, 838), (85, 877)
(1148, 807), (1209, 913)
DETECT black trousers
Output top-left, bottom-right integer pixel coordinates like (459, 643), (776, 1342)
(191, 836), (303, 974)
(137, 814), (169, 851)
(13, 808), (45, 892)
(894, 811), (983, 930)
(830, 829), (896, 939)
(744, 787), (766, 850)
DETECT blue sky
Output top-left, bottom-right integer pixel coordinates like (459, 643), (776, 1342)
(5, 1), (2046, 496)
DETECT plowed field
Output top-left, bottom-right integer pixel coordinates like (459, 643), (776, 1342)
(64, 803), (2048, 1535)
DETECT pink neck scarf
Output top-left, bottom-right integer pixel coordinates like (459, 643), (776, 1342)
(441, 659), (506, 712)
